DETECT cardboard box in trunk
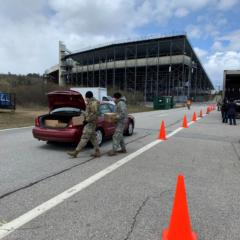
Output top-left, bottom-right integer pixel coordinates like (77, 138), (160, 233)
(45, 120), (59, 127)
(72, 116), (85, 126)
(44, 120), (68, 128)
(56, 122), (68, 128)
(104, 113), (117, 123)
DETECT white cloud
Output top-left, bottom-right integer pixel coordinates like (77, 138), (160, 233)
(0, 0), (142, 74)
(217, 0), (238, 10)
(168, 0), (213, 11)
(212, 41), (224, 51)
(175, 8), (189, 17)
(194, 47), (208, 58)
(204, 24), (220, 38)
(188, 24), (221, 40)
(204, 51), (240, 87)
(186, 25), (202, 38)
(0, 2), (59, 74)
(0, 0), (239, 74)
(218, 30), (240, 51)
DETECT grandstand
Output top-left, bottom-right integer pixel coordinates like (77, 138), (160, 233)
(45, 34), (214, 101)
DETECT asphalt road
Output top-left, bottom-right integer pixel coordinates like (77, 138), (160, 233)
(0, 104), (240, 240)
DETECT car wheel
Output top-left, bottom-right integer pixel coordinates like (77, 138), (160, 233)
(126, 122), (134, 136)
(96, 129), (103, 146)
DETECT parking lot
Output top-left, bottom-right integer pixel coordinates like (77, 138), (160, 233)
(0, 104), (240, 240)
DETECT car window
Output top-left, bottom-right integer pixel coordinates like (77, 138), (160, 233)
(99, 104), (111, 116)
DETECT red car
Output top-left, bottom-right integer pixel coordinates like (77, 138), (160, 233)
(32, 90), (135, 145)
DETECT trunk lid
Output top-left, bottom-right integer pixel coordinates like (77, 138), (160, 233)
(47, 90), (86, 111)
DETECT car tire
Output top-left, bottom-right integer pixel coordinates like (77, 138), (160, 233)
(96, 128), (104, 146)
(126, 121), (134, 136)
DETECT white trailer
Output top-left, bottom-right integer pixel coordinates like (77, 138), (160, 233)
(70, 87), (107, 101)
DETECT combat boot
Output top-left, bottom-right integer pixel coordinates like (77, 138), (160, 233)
(117, 148), (127, 153)
(67, 150), (79, 158)
(90, 148), (101, 158)
(108, 150), (117, 156)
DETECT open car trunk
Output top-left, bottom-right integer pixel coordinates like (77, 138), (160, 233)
(40, 108), (84, 128)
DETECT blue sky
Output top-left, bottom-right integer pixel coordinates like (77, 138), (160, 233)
(0, 0), (240, 88)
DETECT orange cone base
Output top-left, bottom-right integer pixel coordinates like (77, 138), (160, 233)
(162, 229), (197, 240)
(159, 135), (167, 141)
(158, 121), (167, 140)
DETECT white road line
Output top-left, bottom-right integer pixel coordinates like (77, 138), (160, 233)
(151, 113), (168, 117)
(188, 121), (194, 126)
(0, 114), (205, 239)
(166, 127), (182, 138)
(0, 126), (33, 132)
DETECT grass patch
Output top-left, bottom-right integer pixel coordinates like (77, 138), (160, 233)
(128, 105), (154, 113)
(0, 107), (48, 130)
(0, 104), (155, 130)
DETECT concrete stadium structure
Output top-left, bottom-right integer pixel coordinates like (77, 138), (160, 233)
(45, 34), (214, 101)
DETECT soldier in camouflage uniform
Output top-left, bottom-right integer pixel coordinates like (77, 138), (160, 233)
(67, 91), (101, 158)
(108, 92), (128, 156)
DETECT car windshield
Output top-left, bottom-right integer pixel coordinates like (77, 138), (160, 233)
(98, 103), (116, 116)
(50, 107), (81, 115)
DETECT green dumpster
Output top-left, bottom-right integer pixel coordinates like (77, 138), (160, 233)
(153, 96), (172, 110)
(170, 96), (175, 108)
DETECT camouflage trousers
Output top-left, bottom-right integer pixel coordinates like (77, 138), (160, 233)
(76, 123), (98, 151)
(112, 122), (125, 151)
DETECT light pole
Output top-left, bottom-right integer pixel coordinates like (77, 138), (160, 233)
(168, 65), (171, 96)
(187, 60), (196, 98)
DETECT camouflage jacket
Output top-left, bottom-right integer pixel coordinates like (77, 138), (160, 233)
(115, 97), (128, 123)
(84, 97), (99, 124)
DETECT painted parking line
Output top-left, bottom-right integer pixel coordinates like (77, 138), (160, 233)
(0, 221), (7, 227)
(0, 126), (33, 132)
(0, 114), (206, 239)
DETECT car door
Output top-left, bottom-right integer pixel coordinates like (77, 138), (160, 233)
(98, 103), (115, 137)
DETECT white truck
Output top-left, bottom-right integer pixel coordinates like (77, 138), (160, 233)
(70, 87), (114, 104)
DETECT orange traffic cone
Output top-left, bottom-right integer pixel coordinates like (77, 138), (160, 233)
(199, 110), (203, 118)
(162, 175), (197, 240)
(206, 107), (210, 114)
(192, 112), (197, 122)
(182, 115), (188, 128)
(158, 120), (167, 140)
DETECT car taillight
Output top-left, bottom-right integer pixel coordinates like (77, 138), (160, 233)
(68, 120), (73, 127)
(35, 117), (40, 127)
(68, 119), (74, 128)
